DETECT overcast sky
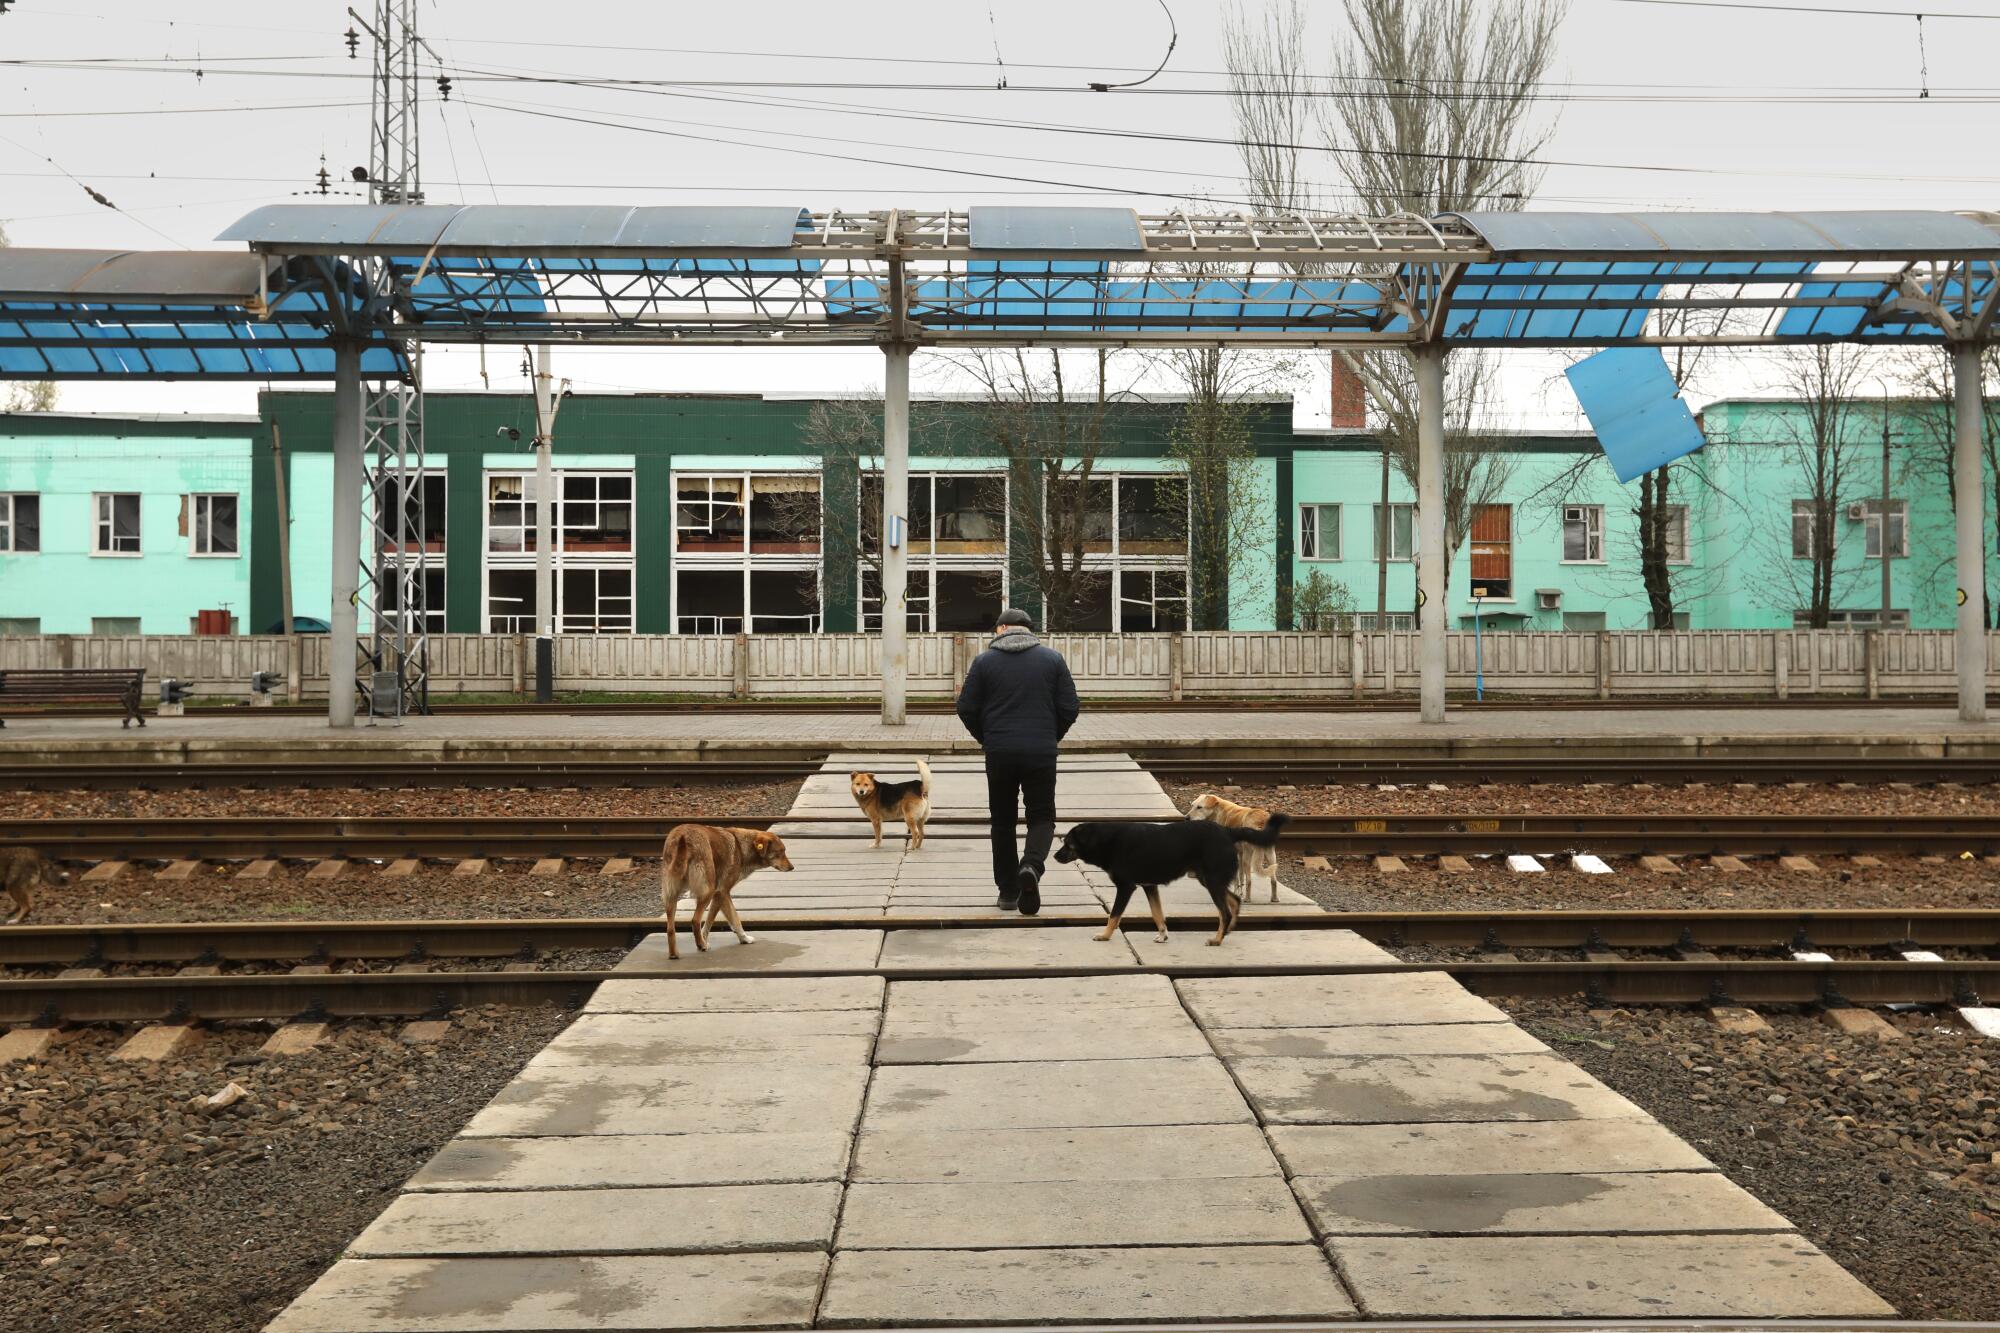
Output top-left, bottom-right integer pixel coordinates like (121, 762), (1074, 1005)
(4, 0), (1995, 424)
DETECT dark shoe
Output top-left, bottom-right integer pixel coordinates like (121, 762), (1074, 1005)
(1016, 862), (1041, 916)
(995, 888), (1020, 911)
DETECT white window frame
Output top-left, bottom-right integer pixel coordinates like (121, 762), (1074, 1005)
(1299, 502), (1341, 562)
(1561, 504), (1605, 564)
(1863, 500), (1908, 559)
(1664, 504), (1690, 565)
(1372, 503), (1416, 562)
(1791, 499), (1829, 561)
(189, 492), (241, 558)
(483, 468), (638, 635)
(93, 492), (141, 557)
(857, 470), (1010, 634)
(1041, 471), (1189, 632)
(0, 493), (39, 555)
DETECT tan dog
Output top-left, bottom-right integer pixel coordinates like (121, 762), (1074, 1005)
(850, 757), (932, 850)
(1188, 792), (1282, 903)
(2, 847), (67, 925)
(659, 825), (793, 959)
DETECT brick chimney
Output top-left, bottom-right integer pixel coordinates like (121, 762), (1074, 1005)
(1330, 355), (1366, 431)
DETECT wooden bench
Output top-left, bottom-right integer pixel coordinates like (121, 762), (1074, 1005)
(0, 668), (147, 728)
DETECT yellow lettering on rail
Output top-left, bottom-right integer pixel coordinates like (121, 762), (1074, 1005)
(1353, 819), (1387, 834)
(1464, 819), (1501, 833)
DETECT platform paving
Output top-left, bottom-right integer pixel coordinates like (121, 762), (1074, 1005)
(264, 751), (1894, 1331)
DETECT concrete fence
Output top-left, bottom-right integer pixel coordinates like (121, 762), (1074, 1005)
(3, 629), (1996, 702)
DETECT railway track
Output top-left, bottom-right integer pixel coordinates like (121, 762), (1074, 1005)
(5, 812), (2000, 859)
(5, 908), (1999, 965)
(5, 754), (2000, 790)
(3, 912), (1995, 1021)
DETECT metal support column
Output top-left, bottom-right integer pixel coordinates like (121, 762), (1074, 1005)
(1414, 345), (1447, 724)
(1954, 340), (1987, 722)
(881, 343), (912, 726)
(328, 342), (365, 729)
(533, 345), (555, 655)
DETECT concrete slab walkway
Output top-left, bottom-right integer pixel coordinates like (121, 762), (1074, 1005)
(265, 754), (1893, 1331)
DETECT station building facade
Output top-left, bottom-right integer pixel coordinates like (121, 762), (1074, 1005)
(0, 390), (1992, 637)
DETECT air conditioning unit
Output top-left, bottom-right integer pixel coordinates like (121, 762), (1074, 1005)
(1563, 506), (1585, 522)
(1537, 588), (1562, 610)
(1846, 502), (1868, 521)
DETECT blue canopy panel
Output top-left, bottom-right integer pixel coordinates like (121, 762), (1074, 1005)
(831, 261), (1385, 333)
(1449, 210), (2000, 260)
(0, 300), (403, 380)
(1565, 347), (1706, 484)
(220, 203), (813, 253)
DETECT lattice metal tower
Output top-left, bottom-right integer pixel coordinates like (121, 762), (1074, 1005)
(355, 0), (429, 718)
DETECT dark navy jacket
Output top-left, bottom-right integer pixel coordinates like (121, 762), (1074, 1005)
(955, 629), (1080, 759)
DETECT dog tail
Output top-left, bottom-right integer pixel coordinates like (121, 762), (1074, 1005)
(916, 756), (932, 797)
(662, 829), (693, 882)
(1227, 812), (1289, 848)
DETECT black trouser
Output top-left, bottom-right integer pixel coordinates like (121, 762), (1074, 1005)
(985, 751), (1057, 890)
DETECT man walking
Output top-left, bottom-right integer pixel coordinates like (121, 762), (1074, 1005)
(955, 608), (1079, 915)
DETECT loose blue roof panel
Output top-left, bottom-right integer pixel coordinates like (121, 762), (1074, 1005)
(219, 204), (808, 252)
(1451, 210), (2000, 259)
(967, 207), (1144, 252)
(1566, 347), (1705, 483)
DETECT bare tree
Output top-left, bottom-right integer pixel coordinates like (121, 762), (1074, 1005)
(1894, 344), (2000, 624)
(1761, 346), (1875, 627)
(949, 349), (1145, 631)
(0, 223), (59, 413)
(1224, 0), (1566, 615)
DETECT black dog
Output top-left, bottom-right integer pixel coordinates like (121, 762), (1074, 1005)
(1054, 815), (1289, 947)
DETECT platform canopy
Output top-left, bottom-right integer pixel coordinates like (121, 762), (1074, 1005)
(203, 203), (2000, 350)
(0, 248), (404, 380)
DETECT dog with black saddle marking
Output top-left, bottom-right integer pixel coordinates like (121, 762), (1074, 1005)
(850, 757), (933, 850)
(1054, 814), (1289, 947)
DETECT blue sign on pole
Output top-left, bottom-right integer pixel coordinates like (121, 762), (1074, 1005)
(1565, 347), (1706, 484)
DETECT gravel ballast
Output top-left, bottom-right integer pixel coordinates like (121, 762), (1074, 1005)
(1502, 1001), (2000, 1321)
(0, 1006), (577, 1333)
(11, 778), (803, 822)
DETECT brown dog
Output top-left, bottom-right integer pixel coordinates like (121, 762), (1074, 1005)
(1188, 792), (1282, 903)
(659, 825), (793, 959)
(850, 757), (932, 850)
(2, 847), (68, 925)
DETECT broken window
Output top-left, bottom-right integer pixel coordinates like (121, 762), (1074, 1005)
(1118, 569), (1186, 632)
(486, 569), (537, 633)
(932, 475), (1005, 554)
(1049, 475), (1115, 554)
(934, 570), (1003, 631)
(561, 567), (634, 633)
(376, 474), (446, 550)
(94, 493), (140, 555)
(860, 567), (932, 633)
(750, 569), (819, 633)
(676, 475), (745, 552)
(379, 565), (446, 634)
(676, 568), (745, 634)
(1117, 475), (1185, 555)
(487, 475), (538, 553)
(561, 474), (633, 552)
(747, 474), (820, 554)
(191, 493), (239, 557)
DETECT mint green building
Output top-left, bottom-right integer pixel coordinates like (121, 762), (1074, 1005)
(1, 392), (1991, 637)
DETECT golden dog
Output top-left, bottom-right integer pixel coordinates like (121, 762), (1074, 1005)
(1, 847), (66, 925)
(849, 757), (932, 850)
(1188, 792), (1282, 903)
(659, 825), (793, 959)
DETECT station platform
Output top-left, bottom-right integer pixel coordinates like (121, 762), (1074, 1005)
(9, 702), (2000, 764)
(263, 756), (1893, 1331)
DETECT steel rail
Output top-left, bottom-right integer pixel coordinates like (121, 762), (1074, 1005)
(7, 813), (2000, 860)
(7, 755), (2000, 791)
(5, 910), (1998, 967)
(3, 959), (1991, 1023)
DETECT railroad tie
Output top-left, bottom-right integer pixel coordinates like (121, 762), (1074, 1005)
(112, 1024), (201, 1062)
(531, 857), (565, 877)
(1571, 854), (1613, 875)
(1505, 854), (1544, 874)
(1437, 855), (1473, 873)
(236, 860), (279, 880)
(1371, 855), (1408, 874)
(260, 1022), (329, 1057)
(1709, 1006), (1772, 1035)
(384, 858), (420, 877)
(601, 857), (635, 876)
(452, 858), (487, 876)
(1821, 1008), (1902, 1041)
(306, 859), (346, 881)
(156, 860), (201, 881)
(1640, 854), (1679, 874)
(0, 1028), (60, 1064)
(1850, 855), (1885, 869)
(1710, 855), (1750, 873)
(1778, 855), (1820, 873)
(79, 861), (127, 883)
